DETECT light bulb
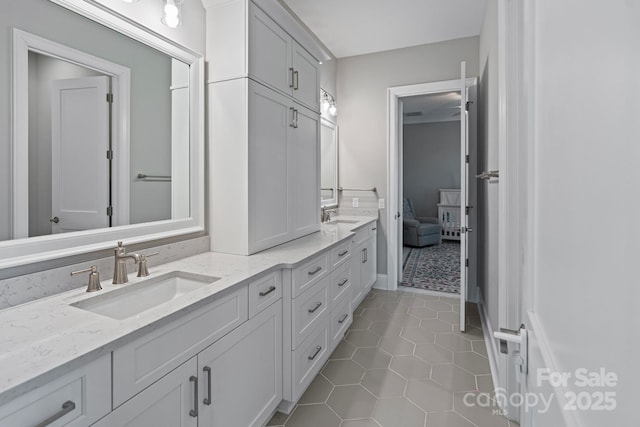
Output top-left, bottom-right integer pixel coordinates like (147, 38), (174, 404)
(162, 0), (181, 28)
(328, 103), (337, 116)
(163, 14), (180, 28)
(165, 3), (179, 16)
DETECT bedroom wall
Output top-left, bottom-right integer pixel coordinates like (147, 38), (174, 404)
(402, 121), (460, 218)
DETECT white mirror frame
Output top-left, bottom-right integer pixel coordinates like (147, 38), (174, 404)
(320, 117), (338, 208)
(1, 0), (205, 269)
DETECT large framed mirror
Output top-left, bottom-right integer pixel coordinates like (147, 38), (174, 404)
(0, 0), (204, 268)
(320, 117), (338, 208)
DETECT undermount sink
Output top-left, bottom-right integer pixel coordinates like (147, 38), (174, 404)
(326, 219), (360, 225)
(71, 271), (220, 320)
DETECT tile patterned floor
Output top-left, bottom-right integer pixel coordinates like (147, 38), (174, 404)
(267, 289), (519, 427)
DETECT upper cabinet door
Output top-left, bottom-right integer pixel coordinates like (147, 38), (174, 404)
(292, 41), (320, 111)
(249, 4), (293, 96)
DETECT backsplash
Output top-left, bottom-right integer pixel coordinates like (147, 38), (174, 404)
(0, 236), (210, 310)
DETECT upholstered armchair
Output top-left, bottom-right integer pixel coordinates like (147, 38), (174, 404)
(403, 198), (442, 247)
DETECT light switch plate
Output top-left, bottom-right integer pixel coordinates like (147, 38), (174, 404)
(378, 198), (385, 209)
(352, 198), (359, 207)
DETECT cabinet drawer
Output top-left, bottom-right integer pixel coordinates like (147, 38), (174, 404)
(248, 271), (282, 318)
(353, 222), (377, 245)
(330, 261), (352, 305)
(330, 298), (352, 351)
(292, 277), (329, 349)
(292, 325), (328, 402)
(0, 354), (110, 427)
(330, 240), (352, 269)
(112, 286), (248, 407)
(291, 252), (328, 297)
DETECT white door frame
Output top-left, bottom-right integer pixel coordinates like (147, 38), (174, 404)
(12, 28), (131, 238)
(387, 78), (477, 296)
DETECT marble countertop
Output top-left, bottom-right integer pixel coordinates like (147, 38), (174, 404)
(0, 215), (377, 406)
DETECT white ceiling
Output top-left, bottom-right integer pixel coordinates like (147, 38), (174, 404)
(280, 0), (487, 58)
(402, 91), (461, 124)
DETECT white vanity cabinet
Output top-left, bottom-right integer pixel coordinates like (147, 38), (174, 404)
(351, 222), (379, 308)
(0, 354), (111, 427)
(208, 0), (321, 256)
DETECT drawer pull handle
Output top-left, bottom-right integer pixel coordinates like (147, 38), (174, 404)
(372, 227), (377, 231)
(259, 286), (277, 297)
(203, 366), (212, 406)
(308, 266), (322, 276)
(189, 376), (198, 417)
(338, 278), (348, 287)
(308, 301), (323, 313)
(308, 345), (322, 360)
(34, 400), (76, 427)
(338, 313), (349, 324)
(338, 250), (348, 257)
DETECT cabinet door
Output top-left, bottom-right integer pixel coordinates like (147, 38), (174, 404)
(288, 102), (320, 239)
(248, 82), (291, 253)
(249, 4), (293, 96)
(292, 41), (320, 111)
(93, 358), (197, 427)
(351, 241), (365, 308)
(362, 236), (377, 291)
(198, 300), (282, 427)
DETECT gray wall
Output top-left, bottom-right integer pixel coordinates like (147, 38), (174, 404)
(1, 0), (173, 241)
(478, 0), (500, 335)
(337, 36), (479, 275)
(402, 121), (460, 218)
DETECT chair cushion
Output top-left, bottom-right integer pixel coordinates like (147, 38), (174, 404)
(417, 223), (441, 236)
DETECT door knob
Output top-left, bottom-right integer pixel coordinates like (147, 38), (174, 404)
(49, 216), (60, 223)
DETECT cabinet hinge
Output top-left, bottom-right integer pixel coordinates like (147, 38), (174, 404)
(106, 93), (113, 103)
(465, 258), (469, 267)
(106, 150), (113, 160)
(465, 155), (469, 163)
(106, 206), (113, 216)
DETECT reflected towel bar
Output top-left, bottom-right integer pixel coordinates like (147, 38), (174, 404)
(137, 173), (171, 181)
(338, 187), (377, 193)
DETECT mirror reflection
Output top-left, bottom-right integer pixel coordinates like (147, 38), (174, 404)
(2, 1), (191, 242)
(320, 117), (338, 207)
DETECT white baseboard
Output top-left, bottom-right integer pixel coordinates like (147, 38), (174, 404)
(373, 273), (388, 290)
(477, 293), (502, 408)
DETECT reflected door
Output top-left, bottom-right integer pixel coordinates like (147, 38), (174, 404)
(51, 76), (110, 233)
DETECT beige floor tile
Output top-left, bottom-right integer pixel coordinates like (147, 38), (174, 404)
(398, 295), (427, 307)
(475, 375), (494, 393)
(467, 316), (482, 327)
(454, 325), (484, 340)
(435, 333), (472, 352)
(454, 352), (491, 375)
(331, 340), (357, 359)
(361, 369), (407, 398)
(298, 374), (334, 404)
(453, 392), (509, 427)
(426, 411), (475, 427)
(389, 355), (431, 380)
(387, 314), (422, 328)
(431, 364), (478, 392)
(350, 316), (373, 330)
(379, 335), (415, 356)
(472, 340), (488, 357)
(345, 330), (382, 347)
(405, 378), (454, 412)
(465, 303), (480, 317)
(372, 397), (426, 427)
(285, 404), (341, 427)
(437, 311), (461, 325)
(379, 301), (409, 314)
(426, 300), (454, 312)
(266, 410), (290, 426)
(323, 359), (366, 385)
(327, 385), (377, 420)
(353, 347), (392, 369)
(414, 342), (453, 364)
(357, 298), (382, 309)
(419, 318), (454, 333)
(368, 321), (404, 337)
(341, 419), (382, 427)
(401, 327), (436, 344)
(407, 306), (438, 319)
(362, 309), (393, 322)
(439, 296), (459, 305)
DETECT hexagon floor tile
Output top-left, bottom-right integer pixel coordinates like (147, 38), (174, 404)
(267, 290), (514, 427)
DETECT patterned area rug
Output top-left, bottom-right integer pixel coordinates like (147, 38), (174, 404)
(400, 242), (460, 294)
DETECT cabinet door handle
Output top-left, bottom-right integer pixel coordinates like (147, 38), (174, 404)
(259, 286), (276, 297)
(34, 400), (76, 427)
(294, 108), (299, 128)
(371, 227), (377, 231)
(189, 376), (198, 417)
(338, 278), (348, 287)
(308, 301), (322, 313)
(293, 70), (299, 90)
(362, 248), (367, 264)
(289, 67), (295, 88)
(308, 266), (322, 275)
(338, 313), (349, 324)
(289, 107), (296, 128)
(203, 366), (212, 406)
(338, 250), (348, 257)
(308, 345), (322, 360)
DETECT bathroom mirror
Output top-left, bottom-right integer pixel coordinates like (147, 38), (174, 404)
(320, 117), (338, 208)
(0, 0), (204, 268)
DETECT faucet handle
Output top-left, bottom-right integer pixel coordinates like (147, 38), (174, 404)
(71, 265), (102, 292)
(137, 252), (159, 277)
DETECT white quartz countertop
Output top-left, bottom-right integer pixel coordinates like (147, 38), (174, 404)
(0, 215), (377, 405)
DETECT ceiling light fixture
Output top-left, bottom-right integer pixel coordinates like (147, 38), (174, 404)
(162, 0), (183, 28)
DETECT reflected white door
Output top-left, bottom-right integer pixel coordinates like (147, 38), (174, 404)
(51, 76), (110, 233)
(459, 62), (469, 331)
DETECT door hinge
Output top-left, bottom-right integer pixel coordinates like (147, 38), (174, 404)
(465, 101), (473, 111)
(106, 150), (113, 160)
(465, 154), (469, 163)
(465, 258), (469, 267)
(465, 205), (473, 215)
(106, 93), (113, 103)
(106, 206), (113, 216)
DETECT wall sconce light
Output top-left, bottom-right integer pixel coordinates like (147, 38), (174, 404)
(321, 88), (337, 117)
(162, 0), (183, 28)
(121, 0), (140, 3)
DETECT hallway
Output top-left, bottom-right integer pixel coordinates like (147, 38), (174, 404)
(268, 289), (517, 427)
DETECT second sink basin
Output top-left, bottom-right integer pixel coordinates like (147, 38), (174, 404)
(326, 219), (361, 225)
(71, 271), (220, 320)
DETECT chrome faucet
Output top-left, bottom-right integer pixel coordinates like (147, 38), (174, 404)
(321, 207), (337, 223)
(113, 241), (140, 284)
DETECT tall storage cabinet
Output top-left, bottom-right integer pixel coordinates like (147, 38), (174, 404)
(206, 0), (322, 255)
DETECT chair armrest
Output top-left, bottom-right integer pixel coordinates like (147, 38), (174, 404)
(403, 218), (420, 228)
(416, 216), (438, 224)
